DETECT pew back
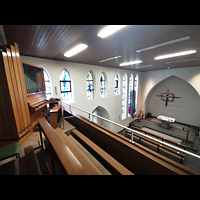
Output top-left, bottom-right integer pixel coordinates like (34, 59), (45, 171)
(38, 117), (87, 175)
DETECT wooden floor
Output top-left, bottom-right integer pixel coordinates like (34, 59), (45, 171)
(119, 117), (200, 173)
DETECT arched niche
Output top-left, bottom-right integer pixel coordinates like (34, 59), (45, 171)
(144, 76), (200, 126)
(92, 106), (110, 129)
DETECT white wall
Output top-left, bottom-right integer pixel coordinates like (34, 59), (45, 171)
(141, 66), (200, 127)
(21, 55), (142, 132)
(145, 76), (200, 126)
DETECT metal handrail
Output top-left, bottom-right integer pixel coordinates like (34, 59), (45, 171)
(63, 102), (200, 160)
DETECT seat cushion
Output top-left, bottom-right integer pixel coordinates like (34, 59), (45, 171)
(0, 142), (20, 161)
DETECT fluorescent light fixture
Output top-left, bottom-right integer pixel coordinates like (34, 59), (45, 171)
(64, 43), (88, 57)
(166, 58), (198, 64)
(154, 50), (196, 60)
(134, 64), (153, 69)
(120, 60), (142, 66)
(97, 25), (127, 38)
(99, 55), (122, 63)
(136, 36), (190, 53)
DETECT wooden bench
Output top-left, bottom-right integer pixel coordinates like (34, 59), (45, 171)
(24, 145), (41, 175)
(132, 126), (187, 149)
(71, 129), (133, 175)
(38, 117), (100, 175)
(125, 129), (185, 163)
(54, 127), (102, 175)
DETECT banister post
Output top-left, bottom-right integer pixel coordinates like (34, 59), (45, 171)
(131, 131), (134, 144)
(69, 105), (72, 113)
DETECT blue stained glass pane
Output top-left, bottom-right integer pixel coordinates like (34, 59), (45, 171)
(63, 73), (66, 81)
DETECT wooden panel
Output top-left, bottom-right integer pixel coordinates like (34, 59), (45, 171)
(0, 51), (18, 139)
(0, 43), (33, 142)
(5, 48), (22, 133)
(13, 42), (31, 127)
(72, 128), (133, 175)
(50, 106), (61, 129)
(8, 44), (26, 131)
(3, 25), (200, 71)
(0, 80), (10, 139)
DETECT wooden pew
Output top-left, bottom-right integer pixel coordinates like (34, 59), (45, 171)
(130, 125), (187, 163)
(131, 125), (187, 149)
(38, 117), (101, 175)
(54, 127), (102, 175)
(125, 130), (185, 163)
(63, 108), (199, 175)
(24, 145), (41, 175)
(71, 129), (133, 175)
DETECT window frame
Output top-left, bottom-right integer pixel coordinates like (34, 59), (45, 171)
(59, 69), (72, 102)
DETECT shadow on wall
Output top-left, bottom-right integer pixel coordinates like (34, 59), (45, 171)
(144, 75), (200, 126)
(92, 106), (110, 129)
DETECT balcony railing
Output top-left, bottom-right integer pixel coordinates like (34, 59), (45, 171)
(64, 102), (200, 160)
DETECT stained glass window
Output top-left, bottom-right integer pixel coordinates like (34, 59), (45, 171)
(115, 73), (119, 95)
(59, 69), (72, 102)
(128, 74), (133, 116)
(87, 71), (94, 99)
(134, 74), (139, 114)
(122, 73), (127, 120)
(100, 72), (105, 98)
(43, 69), (51, 99)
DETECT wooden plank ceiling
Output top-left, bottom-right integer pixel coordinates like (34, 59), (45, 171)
(3, 25), (200, 71)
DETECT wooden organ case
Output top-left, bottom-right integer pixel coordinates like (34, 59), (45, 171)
(0, 42), (48, 146)
(22, 61), (48, 128)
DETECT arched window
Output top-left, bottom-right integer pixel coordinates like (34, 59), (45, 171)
(43, 69), (52, 99)
(134, 74), (139, 113)
(59, 69), (72, 102)
(87, 71), (94, 100)
(128, 74), (133, 117)
(115, 73), (120, 95)
(100, 72), (106, 98)
(122, 73), (127, 120)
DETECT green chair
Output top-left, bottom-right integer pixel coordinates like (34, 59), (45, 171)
(0, 142), (20, 162)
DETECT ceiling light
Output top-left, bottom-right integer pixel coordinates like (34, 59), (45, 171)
(120, 60), (142, 66)
(97, 25), (127, 38)
(165, 58), (198, 64)
(154, 50), (196, 60)
(136, 36), (190, 52)
(99, 55), (122, 63)
(64, 43), (88, 57)
(134, 64), (153, 69)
